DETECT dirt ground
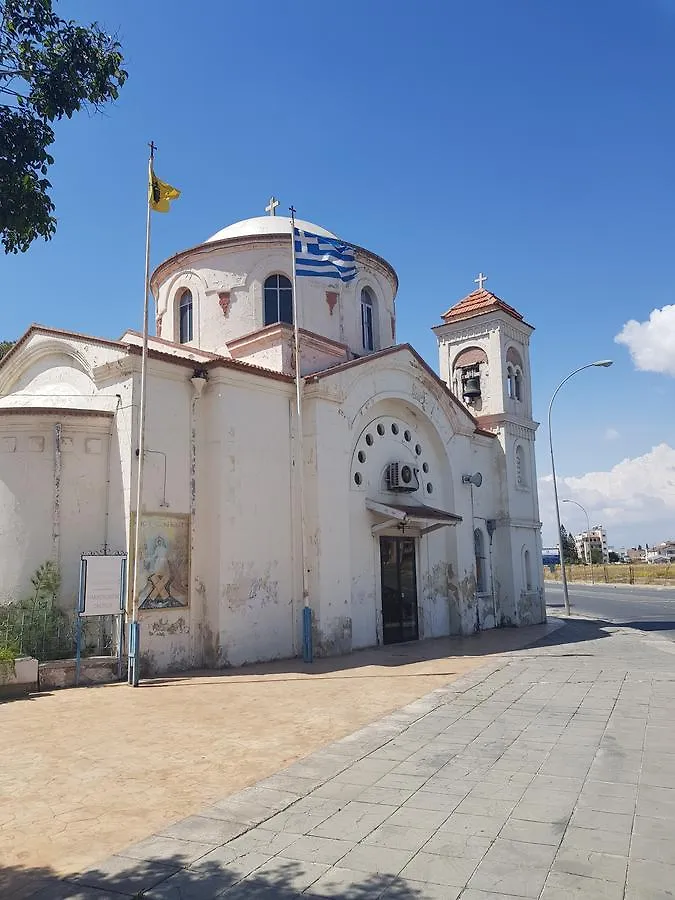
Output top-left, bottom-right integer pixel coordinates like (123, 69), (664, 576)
(0, 624), (553, 883)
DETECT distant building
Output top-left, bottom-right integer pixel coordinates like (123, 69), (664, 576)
(646, 542), (675, 564)
(574, 526), (609, 564)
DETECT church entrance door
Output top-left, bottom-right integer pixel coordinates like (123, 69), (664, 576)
(380, 536), (419, 644)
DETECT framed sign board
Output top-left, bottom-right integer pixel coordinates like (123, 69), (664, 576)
(80, 554), (127, 617)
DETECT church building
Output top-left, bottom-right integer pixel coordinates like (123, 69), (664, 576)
(0, 208), (544, 673)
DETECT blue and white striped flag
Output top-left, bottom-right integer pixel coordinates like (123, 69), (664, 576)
(294, 227), (357, 283)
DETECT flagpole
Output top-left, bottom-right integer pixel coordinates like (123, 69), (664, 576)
(128, 141), (155, 686)
(289, 207), (312, 663)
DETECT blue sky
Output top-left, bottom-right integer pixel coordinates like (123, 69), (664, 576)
(3, 0), (675, 547)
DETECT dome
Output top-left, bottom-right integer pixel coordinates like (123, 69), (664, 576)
(205, 215), (338, 244)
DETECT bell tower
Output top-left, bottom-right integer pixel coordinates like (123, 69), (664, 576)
(432, 276), (544, 627)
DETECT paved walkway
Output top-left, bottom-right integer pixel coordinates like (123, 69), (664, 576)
(7, 618), (675, 898)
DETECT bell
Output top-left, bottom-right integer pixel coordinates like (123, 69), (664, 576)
(463, 376), (481, 400)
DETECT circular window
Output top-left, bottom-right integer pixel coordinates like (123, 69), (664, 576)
(426, 482), (433, 494)
(357, 450), (366, 464)
(401, 464), (413, 485)
(391, 423), (399, 435)
(354, 472), (362, 486)
(422, 462), (429, 474)
(404, 430), (411, 442)
(415, 443), (422, 456)
(365, 433), (374, 446)
(377, 424), (385, 436)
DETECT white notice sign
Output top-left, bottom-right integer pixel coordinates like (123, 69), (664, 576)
(81, 555), (126, 617)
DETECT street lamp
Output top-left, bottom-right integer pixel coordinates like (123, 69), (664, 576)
(562, 498), (594, 585)
(548, 360), (613, 615)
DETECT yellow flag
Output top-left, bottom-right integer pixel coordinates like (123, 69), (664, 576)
(148, 163), (180, 212)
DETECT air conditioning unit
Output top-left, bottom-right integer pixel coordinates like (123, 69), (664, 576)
(385, 462), (420, 493)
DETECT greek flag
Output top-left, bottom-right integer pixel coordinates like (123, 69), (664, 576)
(294, 227), (357, 283)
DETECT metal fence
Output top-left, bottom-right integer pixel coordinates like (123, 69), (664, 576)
(0, 604), (116, 661)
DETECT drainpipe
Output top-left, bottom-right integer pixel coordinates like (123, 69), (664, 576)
(52, 422), (62, 571)
(103, 396), (122, 553)
(190, 370), (207, 666)
(487, 519), (497, 626)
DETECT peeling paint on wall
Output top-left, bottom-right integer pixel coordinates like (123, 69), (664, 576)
(313, 615), (352, 657)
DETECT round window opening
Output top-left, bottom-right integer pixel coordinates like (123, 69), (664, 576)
(415, 443), (422, 456)
(377, 424), (385, 436)
(422, 462), (429, 473)
(365, 433), (374, 446)
(391, 423), (399, 435)
(354, 472), (362, 486)
(404, 430), (411, 442)
(357, 450), (366, 464)
(426, 482), (433, 494)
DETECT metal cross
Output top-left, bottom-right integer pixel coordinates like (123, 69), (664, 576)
(474, 272), (488, 290)
(265, 196), (280, 216)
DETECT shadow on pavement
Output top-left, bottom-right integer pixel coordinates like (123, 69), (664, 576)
(1, 856), (425, 899)
(141, 622), (557, 688)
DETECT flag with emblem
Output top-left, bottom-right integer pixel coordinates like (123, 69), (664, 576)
(148, 163), (180, 212)
(294, 227), (356, 283)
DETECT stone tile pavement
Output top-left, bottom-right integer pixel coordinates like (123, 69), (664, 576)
(10, 618), (675, 898)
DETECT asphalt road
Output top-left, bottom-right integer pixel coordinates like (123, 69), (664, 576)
(545, 580), (675, 641)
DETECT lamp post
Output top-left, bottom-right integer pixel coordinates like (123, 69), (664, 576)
(548, 360), (613, 615)
(562, 498), (594, 585)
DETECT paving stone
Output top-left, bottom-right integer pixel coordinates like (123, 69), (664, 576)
(363, 823), (437, 852)
(453, 795), (517, 821)
(30, 886), (131, 900)
(440, 811), (504, 839)
(498, 817), (566, 845)
(630, 833), (675, 864)
(144, 851), (270, 900)
(357, 785), (416, 806)
(399, 789), (464, 813)
(626, 858), (675, 899)
(237, 857), (328, 893)
(70, 855), (180, 894)
(421, 828), (491, 861)
(385, 805), (451, 829)
(399, 851), (479, 886)
(460, 890), (528, 900)
(195, 829), (296, 865)
(275, 835), (353, 865)
(633, 814), (675, 841)
(467, 859), (549, 898)
(635, 784), (675, 819)
(568, 807), (634, 834)
(304, 866), (394, 898)
(337, 843), (415, 876)
(158, 815), (249, 844)
(310, 801), (397, 841)
(119, 834), (216, 865)
(540, 870), (625, 898)
(381, 880), (461, 899)
(561, 824), (632, 856)
(552, 847), (628, 882)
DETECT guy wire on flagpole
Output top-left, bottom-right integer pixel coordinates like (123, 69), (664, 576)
(289, 207), (312, 662)
(128, 140), (155, 686)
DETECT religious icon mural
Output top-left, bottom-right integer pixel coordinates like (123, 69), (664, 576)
(131, 513), (190, 610)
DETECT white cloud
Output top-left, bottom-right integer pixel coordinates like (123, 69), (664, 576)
(539, 443), (675, 546)
(604, 428), (619, 441)
(615, 305), (675, 375)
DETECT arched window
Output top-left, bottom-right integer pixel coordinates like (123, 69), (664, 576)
(515, 444), (527, 488)
(506, 347), (524, 402)
(474, 528), (487, 593)
(179, 289), (193, 343)
(507, 365), (514, 399)
(264, 274), (293, 326)
(523, 548), (532, 591)
(361, 287), (375, 351)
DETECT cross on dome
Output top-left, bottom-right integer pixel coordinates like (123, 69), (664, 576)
(474, 272), (488, 290)
(265, 196), (280, 216)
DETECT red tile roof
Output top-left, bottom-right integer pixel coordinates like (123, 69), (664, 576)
(441, 289), (525, 324)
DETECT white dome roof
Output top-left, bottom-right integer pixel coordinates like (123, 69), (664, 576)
(206, 215), (338, 244)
